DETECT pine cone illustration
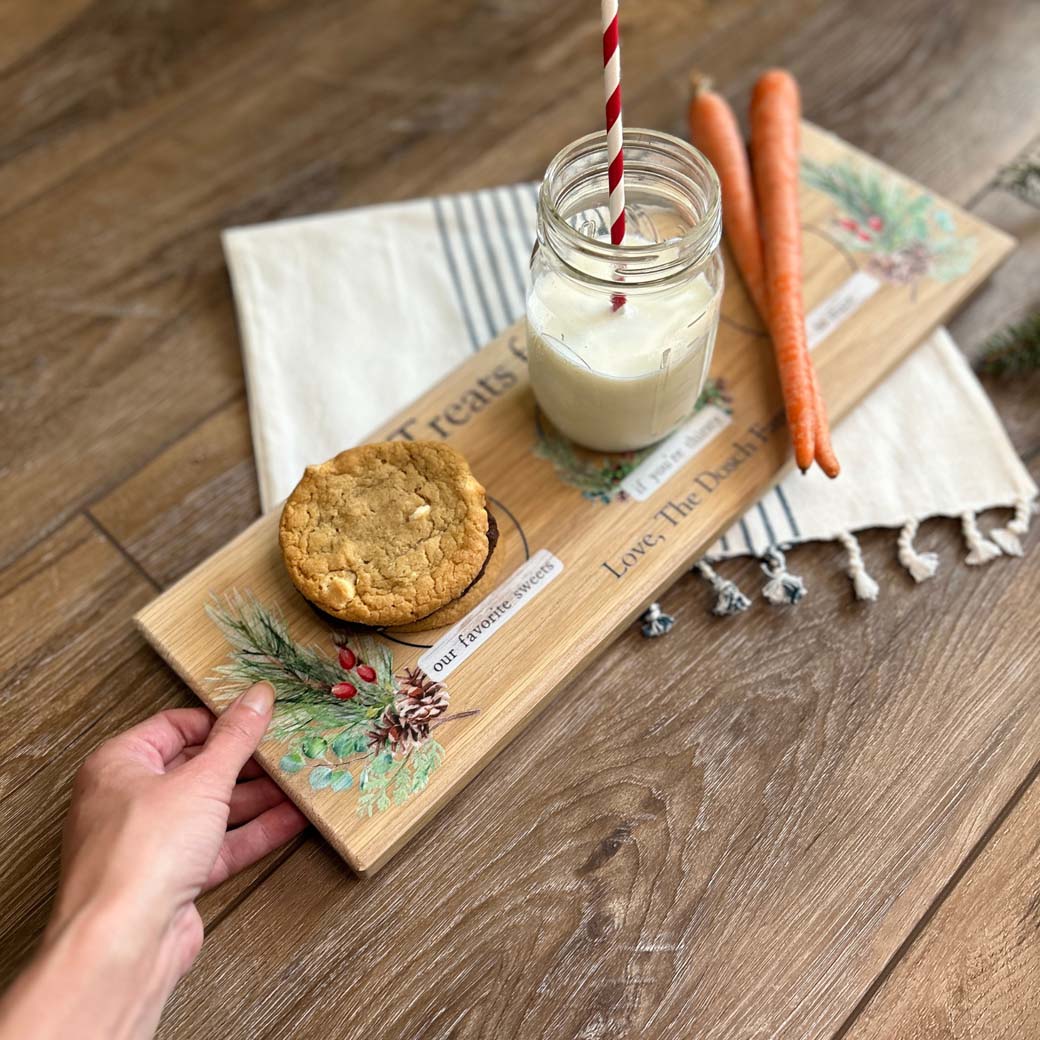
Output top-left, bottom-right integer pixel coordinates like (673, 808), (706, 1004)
(369, 668), (449, 756)
(396, 668), (449, 724)
(368, 706), (410, 757)
(867, 242), (932, 284)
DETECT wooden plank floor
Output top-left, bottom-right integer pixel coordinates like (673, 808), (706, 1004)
(1, 1), (1038, 1036)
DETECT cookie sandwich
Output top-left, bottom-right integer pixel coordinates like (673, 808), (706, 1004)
(279, 441), (499, 631)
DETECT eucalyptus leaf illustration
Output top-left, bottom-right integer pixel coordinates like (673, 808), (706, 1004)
(302, 736), (328, 759)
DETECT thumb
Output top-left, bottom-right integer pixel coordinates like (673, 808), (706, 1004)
(197, 683), (275, 791)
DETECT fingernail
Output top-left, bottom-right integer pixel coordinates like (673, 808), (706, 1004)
(240, 682), (275, 715)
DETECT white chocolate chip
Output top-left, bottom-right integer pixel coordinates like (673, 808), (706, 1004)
(409, 504), (431, 520)
(324, 572), (357, 606)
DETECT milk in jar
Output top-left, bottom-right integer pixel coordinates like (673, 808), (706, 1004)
(527, 129), (723, 453)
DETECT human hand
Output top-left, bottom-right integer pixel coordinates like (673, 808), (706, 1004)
(0, 684), (307, 1040)
(55, 683), (307, 974)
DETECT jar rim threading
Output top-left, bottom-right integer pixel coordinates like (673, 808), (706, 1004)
(537, 128), (722, 289)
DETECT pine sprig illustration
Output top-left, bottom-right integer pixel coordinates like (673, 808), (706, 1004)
(207, 593), (393, 737)
(801, 157), (976, 284)
(208, 592), (342, 698)
(534, 378), (731, 504)
(975, 312), (1040, 377)
(532, 428), (645, 501)
(357, 741), (445, 816)
(206, 593), (468, 815)
(696, 378), (732, 414)
(996, 157), (1040, 209)
(802, 159), (892, 228)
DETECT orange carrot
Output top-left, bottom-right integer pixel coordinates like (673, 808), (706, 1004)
(688, 69), (838, 477)
(809, 362), (840, 477)
(687, 74), (768, 319)
(749, 68), (815, 472)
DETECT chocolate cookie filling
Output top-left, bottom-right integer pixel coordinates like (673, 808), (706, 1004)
(459, 507), (499, 595)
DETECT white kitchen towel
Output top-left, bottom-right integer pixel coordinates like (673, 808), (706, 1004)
(223, 184), (1035, 612)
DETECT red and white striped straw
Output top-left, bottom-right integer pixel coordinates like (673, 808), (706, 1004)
(601, 0), (625, 246)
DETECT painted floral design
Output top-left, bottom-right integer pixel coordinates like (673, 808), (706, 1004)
(534, 378), (732, 504)
(207, 594), (477, 815)
(802, 157), (976, 286)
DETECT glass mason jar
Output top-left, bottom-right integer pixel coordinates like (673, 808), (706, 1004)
(527, 129), (723, 453)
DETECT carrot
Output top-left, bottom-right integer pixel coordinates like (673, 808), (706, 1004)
(687, 69), (839, 477)
(749, 68), (815, 472)
(809, 362), (840, 477)
(687, 74), (768, 319)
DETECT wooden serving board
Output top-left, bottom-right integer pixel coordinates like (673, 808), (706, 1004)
(136, 124), (1013, 876)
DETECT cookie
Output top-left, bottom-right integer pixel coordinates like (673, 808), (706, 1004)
(279, 441), (488, 626)
(391, 510), (503, 633)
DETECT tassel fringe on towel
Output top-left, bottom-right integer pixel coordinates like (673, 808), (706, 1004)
(693, 561), (752, 617)
(961, 511), (1003, 565)
(760, 546), (806, 606)
(634, 501), (1035, 629)
(838, 531), (880, 601)
(639, 602), (674, 639)
(989, 496), (1036, 557)
(897, 518), (940, 582)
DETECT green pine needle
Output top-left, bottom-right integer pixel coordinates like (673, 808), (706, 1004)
(532, 378), (729, 501)
(205, 592), (395, 737)
(975, 312), (1040, 377)
(205, 592), (453, 813)
(997, 159), (1040, 209)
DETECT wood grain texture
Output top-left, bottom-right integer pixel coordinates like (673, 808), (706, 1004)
(0, 0), (782, 568)
(1, 0), (1039, 1035)
(0, 518), (154, 797)
(844, 767), (1040, 1038)
(0, 518), (168, 979)
(721, 0), (1040, 203)
(0, 517), (299, 986)
(4, 0), (1035, 568)
(0, 0), (90, 72)
(91, 396), (259, 587)
(0, 1), (345, 216)
(135, 124), (1013, 875)
(157, 513), (1040, 1039)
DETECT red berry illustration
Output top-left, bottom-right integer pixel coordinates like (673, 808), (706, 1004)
(839, 217), (859, 231)
(338, 646), (356, 670)
(867, 215), (883, 231)
(857, 230), (872, 242)
(356, 664), (377, 683)
(332, 682), (357, 700)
